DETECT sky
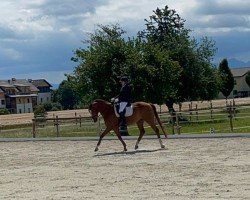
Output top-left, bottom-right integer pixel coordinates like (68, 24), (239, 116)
(0, 0), (250, 85)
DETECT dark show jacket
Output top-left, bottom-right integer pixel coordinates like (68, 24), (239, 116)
(117, 83), (132, 103)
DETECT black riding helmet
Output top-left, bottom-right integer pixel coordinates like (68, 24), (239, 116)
(120, 76), (129, 83)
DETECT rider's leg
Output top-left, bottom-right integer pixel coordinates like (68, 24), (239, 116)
(118, 102), (128, 136)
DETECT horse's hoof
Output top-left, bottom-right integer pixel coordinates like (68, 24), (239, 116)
(161, 145), (165, 149)
(124, 148), (128, 152)
(94, 147), (99, 152)
(135, 145), (138, 150)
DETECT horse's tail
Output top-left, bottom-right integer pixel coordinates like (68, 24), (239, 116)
(150, 104), (168, 138)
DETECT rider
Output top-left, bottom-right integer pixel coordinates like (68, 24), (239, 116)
(115, 76), (132, 135)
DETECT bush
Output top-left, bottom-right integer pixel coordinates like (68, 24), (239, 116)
(42, 102), (62, 111)
(34, 105), (47, 117)
(0, 108), (10, 115)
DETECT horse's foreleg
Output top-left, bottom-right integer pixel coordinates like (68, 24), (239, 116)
(95, 128), (111, 152)
(113, 126), (127, 151)
(135, 120), (145, 150)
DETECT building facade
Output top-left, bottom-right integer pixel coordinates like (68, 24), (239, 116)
(218, 67), (250, 99)
(0, 78), (52, 113)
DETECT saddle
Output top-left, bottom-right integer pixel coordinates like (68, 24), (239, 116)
(114, 102), (133, 117)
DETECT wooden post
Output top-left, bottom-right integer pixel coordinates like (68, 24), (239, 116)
(171, 113), (175, 135)
(32, 119), (36, 138)
(189, 103), (192, 121)
(210, 102), (213, 119)
(56, 116), (59, 137)
(233, 99), (236, 117)
(79, 115), (82, 127)
(229, 102), (234, 132)
(176, 113), (180, 135)
(195, 104), (198, 121)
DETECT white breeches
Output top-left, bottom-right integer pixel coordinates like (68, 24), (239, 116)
(119, 102), (128, 113)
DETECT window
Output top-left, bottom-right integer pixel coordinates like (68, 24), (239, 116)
(1, 100), (5, 105)
(233, 90), (238, 95)
(27, 98), (30, 103)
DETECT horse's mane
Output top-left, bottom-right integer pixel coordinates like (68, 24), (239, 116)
(94, 99), (110, 104)
(89, 99), (112, 111)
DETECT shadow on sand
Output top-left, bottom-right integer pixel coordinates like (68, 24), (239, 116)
(94, 148), (166, 157)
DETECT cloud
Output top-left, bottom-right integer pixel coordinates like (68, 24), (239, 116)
(0, 0), (250, 84)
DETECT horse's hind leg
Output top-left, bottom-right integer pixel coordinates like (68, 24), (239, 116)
(147, 121), (165, 149)
(113, 126), (127, 151)
(135, 120), (145, 150)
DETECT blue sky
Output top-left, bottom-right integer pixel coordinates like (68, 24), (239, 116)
(0, 0), (250, 84)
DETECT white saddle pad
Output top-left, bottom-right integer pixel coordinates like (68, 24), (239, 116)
(114, 105), (133, 117)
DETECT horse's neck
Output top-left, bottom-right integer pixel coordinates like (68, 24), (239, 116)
(98, 102), (113, 117)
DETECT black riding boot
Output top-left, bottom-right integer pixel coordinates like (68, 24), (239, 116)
(119, 112), (129, 136)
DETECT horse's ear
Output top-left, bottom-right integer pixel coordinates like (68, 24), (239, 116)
(88, 103), (92, 112)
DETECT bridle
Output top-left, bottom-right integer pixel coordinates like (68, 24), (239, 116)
(89, 103), (100, 120)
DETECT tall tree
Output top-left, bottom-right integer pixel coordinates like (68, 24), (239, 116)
(56, 79), (78, 109)
(141, 5), (219, 110)
(246, 71), (250, 88)
(218, 58), (235, 99)
(71, 24), (181, 105)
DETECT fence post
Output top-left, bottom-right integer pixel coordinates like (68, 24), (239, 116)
(210, 102), (213, 119)
(229, 102), (234, 132)
(233, 99), (236, 117)
(176, 112), (181, 135)
(195, 104), (198, 121)
(75, 112), (78, 125)
(55, 116), (59, 137)
(189, 103), (192, 121)
(79, 115), (82, 127)
(32, 119), (36, 138)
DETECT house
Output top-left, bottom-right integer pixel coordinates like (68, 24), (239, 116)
(218, 67), (250, 99)
(29, 79), (52, 104)
(0, 79), (39, 113)
(0, 87), (5, 109)
(0, 78), (52, 114)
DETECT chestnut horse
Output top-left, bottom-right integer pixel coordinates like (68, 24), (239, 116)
(89, 99), (167, 152)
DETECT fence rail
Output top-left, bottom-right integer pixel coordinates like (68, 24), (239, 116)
(0, 100), (249, 138)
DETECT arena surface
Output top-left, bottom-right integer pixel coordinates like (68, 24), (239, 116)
(0, 137), (249, 200)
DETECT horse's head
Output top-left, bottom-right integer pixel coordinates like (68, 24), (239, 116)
(89, 102), (99, 122)
(89, 99), (112, 122)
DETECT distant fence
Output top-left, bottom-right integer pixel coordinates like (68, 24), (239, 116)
(0, 100), (249, 138)
(158, 101), (250, 135)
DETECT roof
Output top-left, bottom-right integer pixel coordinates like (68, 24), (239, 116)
(30, 79), (52, 87)
(7, 94), (38, 98)
(0, 79), (39, 92)
(231, 67), (250, 77)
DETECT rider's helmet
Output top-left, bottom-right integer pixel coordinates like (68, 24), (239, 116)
(120, 76), (129, 83)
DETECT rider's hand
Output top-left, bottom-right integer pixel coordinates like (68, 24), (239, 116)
(111, 98), (115, 102)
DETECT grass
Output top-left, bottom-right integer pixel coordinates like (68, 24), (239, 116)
(0, 106), (250, 138)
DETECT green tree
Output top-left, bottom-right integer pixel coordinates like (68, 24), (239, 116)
(141, 5), (219, 110)
(71, 24), (181, 105)
(246, 71), (250, 88)
(56, 79), (78, 109)
(218, 58), (234, 99)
